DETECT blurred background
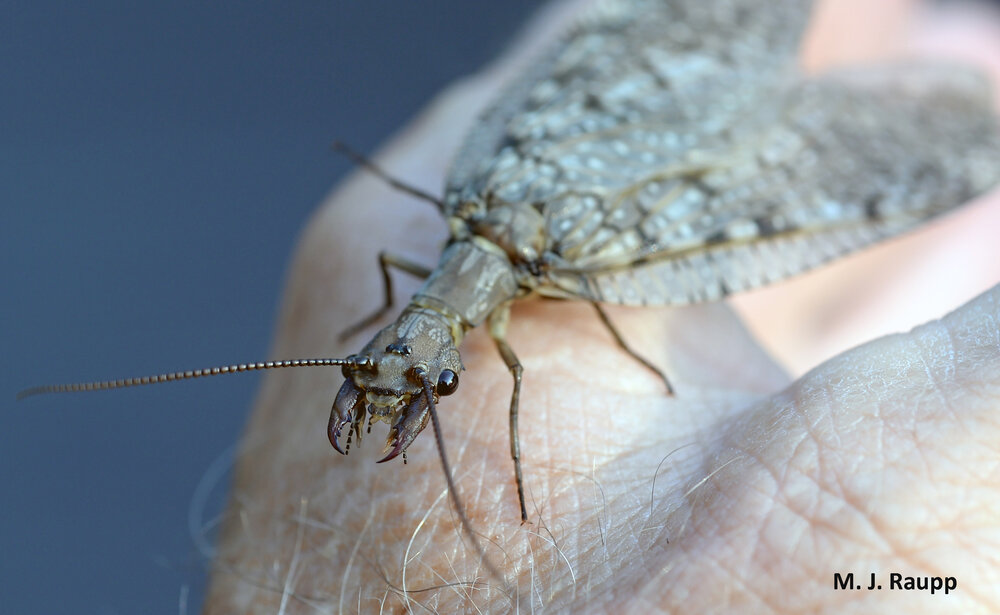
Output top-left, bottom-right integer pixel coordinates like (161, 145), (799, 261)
(2, 2), (539, 612)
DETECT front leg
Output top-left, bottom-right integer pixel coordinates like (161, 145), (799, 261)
(487, 301), (528, 523)
(338, 251), (432, 341)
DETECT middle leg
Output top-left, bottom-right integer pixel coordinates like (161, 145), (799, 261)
(488, 302), (528, 523)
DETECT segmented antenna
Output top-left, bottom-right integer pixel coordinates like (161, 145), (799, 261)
(330, 140), (445, 211)
(17, 358), (352, 400)
(415, 368), (508, 589)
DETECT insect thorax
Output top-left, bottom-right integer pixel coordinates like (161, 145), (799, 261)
(412, 238), (521, 330)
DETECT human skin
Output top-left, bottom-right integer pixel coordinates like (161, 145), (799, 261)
(203, 1), (1000, 612)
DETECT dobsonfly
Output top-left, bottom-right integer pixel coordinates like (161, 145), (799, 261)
(20, 0), (1000, 535)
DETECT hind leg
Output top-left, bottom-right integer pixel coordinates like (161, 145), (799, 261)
(591, 301), (674, 395)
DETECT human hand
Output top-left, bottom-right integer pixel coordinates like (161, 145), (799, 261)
(203, 1), (1000, 612)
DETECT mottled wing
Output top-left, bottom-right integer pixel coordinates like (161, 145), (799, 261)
(445, 0), (817, 214)
(546, 66), (1000, 304)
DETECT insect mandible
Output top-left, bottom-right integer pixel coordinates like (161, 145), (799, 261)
(20, 0), (1000, 530)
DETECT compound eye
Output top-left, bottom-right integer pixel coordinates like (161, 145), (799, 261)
(436, 369), (459, 396)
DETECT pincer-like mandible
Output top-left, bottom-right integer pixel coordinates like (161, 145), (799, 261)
(328, 379), (365, 454)
(377, 393), (431, 463)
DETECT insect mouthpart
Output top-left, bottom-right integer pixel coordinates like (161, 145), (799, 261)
(328, 377), (433, 463)
(365, 391), (409, 408)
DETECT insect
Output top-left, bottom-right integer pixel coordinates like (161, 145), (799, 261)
(21, 0), (1000, 535)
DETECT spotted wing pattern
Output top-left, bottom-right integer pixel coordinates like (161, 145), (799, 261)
(446, 0), (1000, 306)
(547, 67), (1000, 304)
(445, 0), (816, 214)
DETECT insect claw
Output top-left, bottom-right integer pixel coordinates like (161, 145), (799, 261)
(375, 393), (431, 463)
(376, 434), (405, 463)
(329, 380), (365, 455)
(328, 416), (351, 455)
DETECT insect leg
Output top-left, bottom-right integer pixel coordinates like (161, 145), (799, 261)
(590, 302), (674, 395)
(337, 251), (432, 341)
(330, 140), (445, 211)
(487, 302), (528, 523)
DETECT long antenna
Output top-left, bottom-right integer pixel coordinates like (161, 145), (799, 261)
(417, 369), (511, 594)
(16, 358), (354, 400)
(330, 140), (445, 211)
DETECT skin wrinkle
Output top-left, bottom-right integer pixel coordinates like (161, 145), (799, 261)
(736, 358), (900, 604)
(700, 544), (772, 615)
(871, 314), (991, 562)
(946, 297), (1000, 403)
(816, 409), (908, 556)
(829, 455), (890, 555)
(812, 461), (880, 559)
(810, 378), (861, 525)
(744, 489), (794, 591)
(920, 326), (989, 461)
(911, 327), (960, 429)
(812, 381), (896, 548)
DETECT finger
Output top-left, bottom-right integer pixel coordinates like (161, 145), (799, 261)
(618, 285), (1000, 612)
(803, 0), (919, 71)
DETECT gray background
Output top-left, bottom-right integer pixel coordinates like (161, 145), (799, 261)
(2, 2), (539, 612)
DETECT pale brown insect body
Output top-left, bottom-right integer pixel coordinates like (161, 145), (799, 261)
(330, 239), (515, 462)
(23, 0), (1000, 529)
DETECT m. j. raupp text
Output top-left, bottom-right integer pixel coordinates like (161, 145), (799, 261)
(833, 572), (957, 595)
